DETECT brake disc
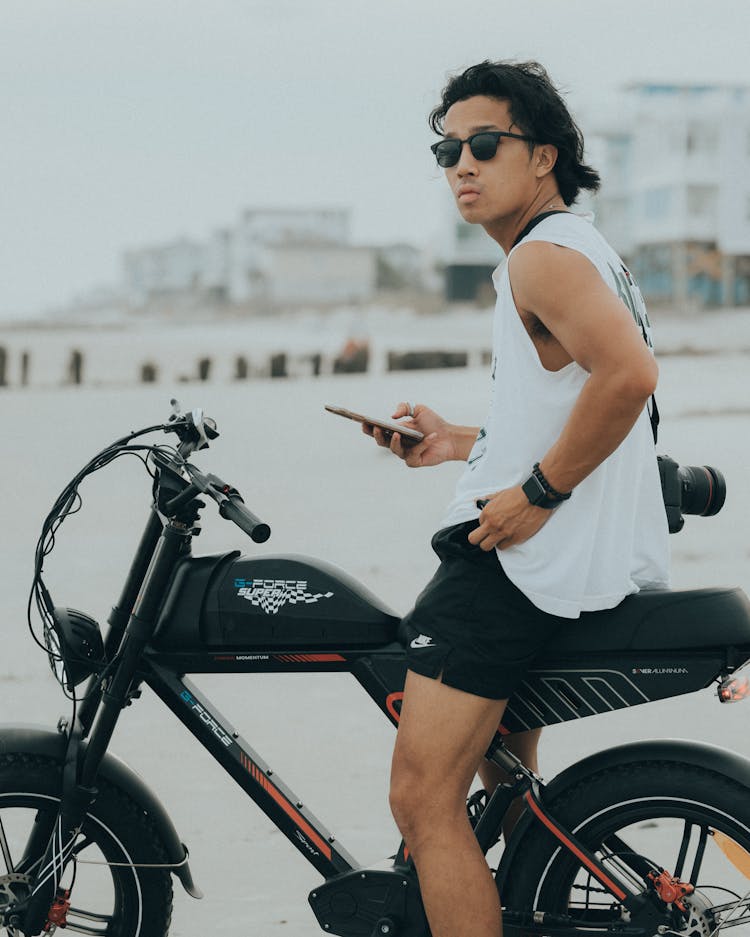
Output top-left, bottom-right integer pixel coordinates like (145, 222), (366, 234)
(681, 892), (716, 937)
(0, 873), (32, 935)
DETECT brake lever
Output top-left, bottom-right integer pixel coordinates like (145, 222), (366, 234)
(164, 400), (219, 450)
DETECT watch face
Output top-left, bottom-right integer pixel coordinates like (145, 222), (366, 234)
(522, 474), (546, 505)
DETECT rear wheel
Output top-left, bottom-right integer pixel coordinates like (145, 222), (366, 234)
(500, 762), (750, 935)
(0, 753), (173, 936)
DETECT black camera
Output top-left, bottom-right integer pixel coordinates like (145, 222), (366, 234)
(657, 454), (726, 534)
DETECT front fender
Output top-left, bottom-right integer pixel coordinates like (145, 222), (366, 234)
(0, 724), (202, 898)
(495, 738), (750, 891)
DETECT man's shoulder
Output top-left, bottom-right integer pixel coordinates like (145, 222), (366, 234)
(509, 215), (618, 287)
(507, 236), (613, 314)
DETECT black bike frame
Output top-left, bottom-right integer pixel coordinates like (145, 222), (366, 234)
(145, 662), (358, 878)
(20, 448), (726, 934)
(74, 498), (639, 900)
(139, 656), (639, 910)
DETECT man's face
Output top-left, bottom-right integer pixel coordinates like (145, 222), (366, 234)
(440, 95), (538, 226)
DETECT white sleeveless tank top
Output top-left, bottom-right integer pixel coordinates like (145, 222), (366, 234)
(440, 212), (670, 619)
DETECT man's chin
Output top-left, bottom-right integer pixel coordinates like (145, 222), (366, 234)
(457, 204), (484, 224)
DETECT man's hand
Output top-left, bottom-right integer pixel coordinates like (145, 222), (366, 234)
(362, 402), (472, 467)
(468, 486), (553, 551)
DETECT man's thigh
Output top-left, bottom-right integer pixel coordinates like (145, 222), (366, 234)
(392, 670), (508, 801)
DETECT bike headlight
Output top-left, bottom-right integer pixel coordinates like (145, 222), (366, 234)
(50, 607), (105, 691)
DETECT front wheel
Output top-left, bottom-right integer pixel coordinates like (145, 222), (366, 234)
(0, 753), (173, 936)
(500, 761), (750, 935)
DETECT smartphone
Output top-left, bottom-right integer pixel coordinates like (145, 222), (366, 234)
(325, 405), (424, 445)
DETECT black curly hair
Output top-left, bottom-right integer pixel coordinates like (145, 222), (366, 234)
(429, 60), (600, 206)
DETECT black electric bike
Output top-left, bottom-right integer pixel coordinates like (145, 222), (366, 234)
(2, 403), (750, 937)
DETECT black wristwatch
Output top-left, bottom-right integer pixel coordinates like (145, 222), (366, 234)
(521, 464), (572, 510)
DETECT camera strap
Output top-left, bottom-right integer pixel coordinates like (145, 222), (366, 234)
(511, 210), (568, 249)
(512, 210), (660, 445)
(632, 311), (660, 444)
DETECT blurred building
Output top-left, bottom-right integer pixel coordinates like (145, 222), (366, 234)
(121, 208), (427, 312)
(593, 84), (750, 308)
(228, 208), (378, 305)
(438, 209), (502, 304)
(123, 237), (208, 310)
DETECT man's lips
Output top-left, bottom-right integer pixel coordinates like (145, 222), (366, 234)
(457, 186), (481, 203)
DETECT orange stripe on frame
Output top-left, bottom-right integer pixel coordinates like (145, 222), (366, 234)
(386, 692), (404, 723)
(523, 792), (626, 900)
(259, 778), (332, 859)
(241, 752), (332, 860)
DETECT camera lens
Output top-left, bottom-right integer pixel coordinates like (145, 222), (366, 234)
(677, 465), (726, 517)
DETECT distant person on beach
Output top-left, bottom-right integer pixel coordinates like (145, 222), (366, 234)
(364, 60), (670, 937)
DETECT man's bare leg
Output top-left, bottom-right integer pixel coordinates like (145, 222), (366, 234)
(478, 728), (542, 841)
(390, 670), (508, 937)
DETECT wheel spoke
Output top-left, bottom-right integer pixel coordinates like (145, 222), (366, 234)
(674, 819), (692, 879)
(64, 922), (111, 936)
(690, 824), (709, 884)
(63, 906), (115, 936)
(68, 906), (114, 922)
(0, 814), (14, 872)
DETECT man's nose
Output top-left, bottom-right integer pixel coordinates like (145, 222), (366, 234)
(455, 142), (478, 176)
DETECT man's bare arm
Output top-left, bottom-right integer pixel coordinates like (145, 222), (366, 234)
(510, 241), (657, 492)
(469, 242), (656, 552)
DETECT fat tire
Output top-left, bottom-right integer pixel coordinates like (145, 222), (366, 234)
(500, 760), (750, 924)
(0, 752), (173, 937)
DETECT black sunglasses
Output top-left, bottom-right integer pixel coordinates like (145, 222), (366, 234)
(430, 130), (536, 168)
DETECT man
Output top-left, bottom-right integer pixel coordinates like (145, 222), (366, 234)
(364, 61), (670, 937)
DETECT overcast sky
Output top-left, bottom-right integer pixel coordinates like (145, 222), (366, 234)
(2, 0), (749, 319)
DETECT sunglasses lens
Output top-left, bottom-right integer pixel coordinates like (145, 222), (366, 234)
(434, 140), (461, 167)
(470, 133), (500, 161)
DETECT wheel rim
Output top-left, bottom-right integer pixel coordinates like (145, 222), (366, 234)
(535, 796), (750, 934)
(0, 793), (142, 936)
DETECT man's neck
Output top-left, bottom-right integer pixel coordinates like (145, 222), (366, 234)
(485, 191), (568, 255)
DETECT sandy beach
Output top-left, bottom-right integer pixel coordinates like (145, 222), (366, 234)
(1, 342), (749, 934)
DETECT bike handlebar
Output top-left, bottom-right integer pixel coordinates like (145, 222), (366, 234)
(218, 498), (271, 543)
(164, 464), (271, 544)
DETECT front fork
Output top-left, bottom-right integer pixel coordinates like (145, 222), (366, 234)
(15, 521), (190, 936)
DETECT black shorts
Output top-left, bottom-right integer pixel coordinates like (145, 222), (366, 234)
(401, 521), (566, 700)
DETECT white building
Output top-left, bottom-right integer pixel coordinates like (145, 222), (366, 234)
(123, 237), (207, 309)
(120, 207), (416, 313)
(228, 208), (351, 304)
(593, 84), (750, 307)
(254, 243), (377, 304)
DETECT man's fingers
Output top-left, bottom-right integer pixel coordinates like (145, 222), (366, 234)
(372, 426), (394, 449)
(389, 431), (406, 458)
(392, 401), (417, 420)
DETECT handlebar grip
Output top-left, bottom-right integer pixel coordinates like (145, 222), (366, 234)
(219, 499), (271, 543)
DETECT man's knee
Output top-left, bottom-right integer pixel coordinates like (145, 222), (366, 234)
(389, 758), (465, 845)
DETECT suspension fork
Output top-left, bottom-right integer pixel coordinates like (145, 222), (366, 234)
(78, 506), (165, 734)
(78, 431), (197, 735)
(19, 520), (190, 936)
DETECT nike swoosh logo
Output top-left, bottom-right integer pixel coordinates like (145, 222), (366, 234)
(410, 635), (436, 649)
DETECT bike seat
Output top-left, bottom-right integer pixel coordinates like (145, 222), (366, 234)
(543, 586), (750, 656)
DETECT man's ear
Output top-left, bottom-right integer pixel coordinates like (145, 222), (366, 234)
(535, 144), (558, 179)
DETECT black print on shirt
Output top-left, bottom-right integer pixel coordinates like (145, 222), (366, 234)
(609, 262), (653, 349)
(468, 426), (487, 470)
